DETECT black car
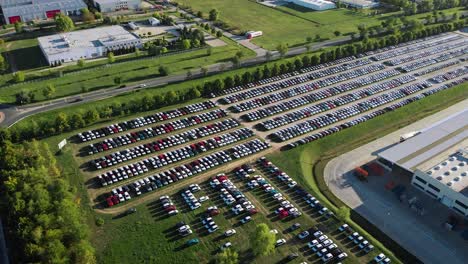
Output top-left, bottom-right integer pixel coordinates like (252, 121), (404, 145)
(287, 253), (299, 260)
(288, 223), (301, 232)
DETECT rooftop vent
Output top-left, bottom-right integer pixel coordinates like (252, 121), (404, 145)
(461, 172), (467, 177)
(444, 171), (451, 176)
(436, 176), (443, 181)
(434, 165), (441, 170)
(447, 181), (453, 186)
(441, 161), (448, 166)
(449, 157), (456, 162)
(451, 166), (458, 171)
(427, 170), (433, 175)
(454, 176), (461, 182)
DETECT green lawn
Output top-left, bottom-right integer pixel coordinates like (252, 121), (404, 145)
(267, 82), (468, 262)
(177, 0), (465, 49)
(0, 36), (254, 103)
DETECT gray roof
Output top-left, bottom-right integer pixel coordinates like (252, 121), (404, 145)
(378, 109), (468, 171)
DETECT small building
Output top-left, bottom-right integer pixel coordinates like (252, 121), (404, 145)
(335, 0), (380, 9)
(288, 0), (336, 11)
(245, 31), (262, 39)
(38, 25), (142, 66)
(0, 0), (87, 24)
(378, 110), (468, 217)
(127, 21), (139, 30)
(93, 0), (141, 13)
(148, 17), (160, 26)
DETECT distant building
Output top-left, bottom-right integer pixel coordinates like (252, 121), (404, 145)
(148, 17), (160, 26)
(378, 110), (468, 217)
(0, 0), (87, 24)
(288, 0), (336, 11)
(93, 0), (141, 13)
(38, 25), (142, 66)
(334, 0), (380, 9)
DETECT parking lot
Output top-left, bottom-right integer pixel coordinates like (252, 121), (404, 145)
(70, 32), (467, 211)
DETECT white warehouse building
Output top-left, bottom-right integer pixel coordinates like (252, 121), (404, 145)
(378, 110), (468, 217)
(288, 0), (336, 11)
(336, 0), (380, 9)
(38, 25), (142, 66)
(93, 0), (141, 13)
(0, 0), (87, 24)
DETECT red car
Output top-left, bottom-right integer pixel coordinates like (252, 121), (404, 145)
(106, 196), (114, 207)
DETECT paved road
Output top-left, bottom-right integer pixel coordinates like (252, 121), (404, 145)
(323, 100), (468, 264)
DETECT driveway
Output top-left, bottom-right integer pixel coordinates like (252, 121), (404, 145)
(324, 99), (468, 264)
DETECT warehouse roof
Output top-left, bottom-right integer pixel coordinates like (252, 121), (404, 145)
(1, 0), (86, 14)
(378, 109), (468, 171)
(38, 25), (139, 56)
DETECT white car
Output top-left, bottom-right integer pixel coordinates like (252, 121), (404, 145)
(178, 225), (190, 233)
(224, 229), (237, 237)
(199, 196), (209, 202)
(220, 242), (232, 250)
(270, 229), (278, 235)
(275, 238), (286, 247)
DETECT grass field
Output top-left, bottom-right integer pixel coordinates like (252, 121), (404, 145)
(267, 82), (468, 262)
(176, 0), (465, 49)
(0, 35), (254, 103)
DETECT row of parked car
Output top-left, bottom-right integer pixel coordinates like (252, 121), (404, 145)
(399, 48), (466, 73)
(181, 184), (205, 211)
(270, 80), (433, 142)
(288, 77), (466, 149)
(104, 139), (270, 205)
(258, 70), (408, 130)
(414, 60), (460, 77)
(214, 56), (360, 99)
(93, 127), (254, 171)
(429, 67), (468, 83)
(370, 34), (462, 61)
(159, 195), (179, 216)
(385, 40), (467, 66)
(87, 118), (240, 156)
(242, 65), (390, 123)
(84, 109), (228, 154)
(222, 58), (371, 107)
(77, 101), (216, 142)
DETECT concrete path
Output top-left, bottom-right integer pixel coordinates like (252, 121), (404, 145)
(324, 99), (468, 264)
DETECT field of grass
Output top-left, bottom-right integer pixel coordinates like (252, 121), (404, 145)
(176, 0), (465, 49)
(267, 82), (468, 262)
(0, 35), (254, 103)
(0, 38), (46, 71)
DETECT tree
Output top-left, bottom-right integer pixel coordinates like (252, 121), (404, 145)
(251, 224), (276, 256)
(107, 52), (115, 63)
(84, 109), (99, 124)
(0, 54), (9, 72)
(213, 79), (224, 90)
(201, 66), (208, 76)
(14, 22), (23, 33)
(265, 51), (273, 61)
(216, 30), (223, 38)
(334, 30), (341, 36)
(310, 54), (320, 65)
(159, 65), (169, 76)
(42, 84), (56, 99)
(276, 43), (288, 57)
(55, 14), (74, 32)
(70, 113), (85, 129)
(294, 58), (303, 70)
(302, 55), (311, 67)
(306, 36), (312, 43)
(215, 248), (239, 264)
(209, 9), (219, 21)
(182, 39), (191, 50)
(315, 34), (321, 41)
(224, 76), (234, 88)
(196, 11), (203, 18)
(187, 87), (201, 99)
(77, 58), (85, 67)
(55, 112), (69, 133)
(337, 206), (350, 221)
(114, 76), (122, 85)
(206, 46), (212, 56)
(81, 8), (95, 23)
(12, 71), (25, 83)
(231, 56), (241, 68)
(164, 91), (178, 104)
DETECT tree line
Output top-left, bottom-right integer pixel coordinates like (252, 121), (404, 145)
(5, 18), (466, 142)
(0, 140), (95, 263)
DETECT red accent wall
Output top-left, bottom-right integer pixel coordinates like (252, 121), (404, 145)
(8, 16), (21, 24)
(46, 10), (61, 18)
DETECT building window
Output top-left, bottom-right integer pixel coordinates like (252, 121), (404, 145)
(455, 200), (468, 209)
(413, 182), (425, 191)
(427, 184), (440, 192)
(425, 190), (437, 198)
(414, 176), (427, 185)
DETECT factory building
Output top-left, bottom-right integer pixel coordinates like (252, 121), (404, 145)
(0, 0), (87, 24)
(335, 0), (380, 9)
(288, 0), (336, 11)
(378, 110), (468, 217)
(38, 25), (142, 66)
(93, 0), (141, 13)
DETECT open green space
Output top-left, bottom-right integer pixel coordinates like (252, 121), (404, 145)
(0, 35), (254, 103)
(177, 0), (464, 50)
(0, 38), (46, 72)
(267, 82), (468, 262)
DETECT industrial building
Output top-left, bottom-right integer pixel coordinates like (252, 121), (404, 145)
(335, 0), (380, 9)
(288, 0), (336, 11)
(38, 25), (142, 65)
(0, 0), (87, 24)
(378, 110), (468, 217)
(93, 0), (141, 13)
